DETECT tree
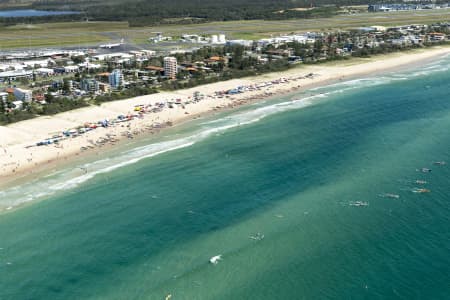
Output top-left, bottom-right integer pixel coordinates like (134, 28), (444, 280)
(26, 102), (41, 115)
(176, 70), (188, 80)
(0, 99), (5, 114)
(19, 77), (30, 86)
(45, 93), (55, 103)
(71, 55), (85, 64)
(7, 93), (15, 104)
(62, 78), (71, 94)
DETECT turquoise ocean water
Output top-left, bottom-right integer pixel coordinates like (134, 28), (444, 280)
(1, 56), (450, 299)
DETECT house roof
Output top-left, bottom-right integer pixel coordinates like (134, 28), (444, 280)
(145, 66), (164, 71)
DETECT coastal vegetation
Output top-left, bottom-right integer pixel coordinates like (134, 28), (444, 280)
(2, 0), (342, 26)
(8, 0), (450, 27)
(159, 45), (291, 91)
(1, 6), (450, 126)
(93, 86), (158, 104)
(0, 43), (291, 125)
(0, 96), (87, 123)
(1, 10), (450, 49)
(2, 41), (449, 125)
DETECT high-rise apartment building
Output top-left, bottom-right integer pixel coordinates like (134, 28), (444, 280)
(163, 57), (177, 79)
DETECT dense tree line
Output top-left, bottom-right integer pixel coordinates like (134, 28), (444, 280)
(27, 0), (343, 26)
(2, 0), (450, 27)
(0, 96), (88, 125)
(0, 14), (83, 26)
(94, 86), (158, 104)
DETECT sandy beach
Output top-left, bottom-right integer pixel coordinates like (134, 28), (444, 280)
(1, 46), (449, 185)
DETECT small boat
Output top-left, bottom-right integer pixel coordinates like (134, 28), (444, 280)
(349, 201), (369, 207)
(420, 168), (432, 173)
(415, 180), (427, 185)
(209, 255), (222, 265)
(379, 193), (400, 199)
(433, 161), (446, 166)
(412, 188), (431, 193)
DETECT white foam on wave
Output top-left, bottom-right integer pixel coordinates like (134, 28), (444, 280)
(0, 140), (196, 210)
(0, 97), (315, 210)
(309, 77), (391, 95)
(49, 140), (195, 191)
(310, 57), (450, 95)
(3, 55), (449, 211)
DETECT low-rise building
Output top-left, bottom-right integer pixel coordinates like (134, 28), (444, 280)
(13, 88), (32, 102)
(64, 66), (79, 73)
(35, 68), (55, 76)
(11, 100), (23, 110)
(226, 40), (253, 47)
(0, 91), (8, 104)
(80, 78), (99, 93)
(140, 50), (157, 57)
(98, 82), (111, 93)
(0, 70), (33, 81)
(428, 32), (446, 41)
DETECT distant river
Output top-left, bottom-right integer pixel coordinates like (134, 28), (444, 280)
(0, 9), (79, 17)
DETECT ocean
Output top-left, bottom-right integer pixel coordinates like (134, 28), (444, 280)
(0, 56), (449, 299)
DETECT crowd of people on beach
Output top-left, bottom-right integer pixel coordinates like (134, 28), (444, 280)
(0, 72), (317, 177)
(28, 73), (314, 149)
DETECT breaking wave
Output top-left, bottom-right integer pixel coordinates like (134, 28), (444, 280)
(1, 55), (449, 211)
(0, 97), (315, 211)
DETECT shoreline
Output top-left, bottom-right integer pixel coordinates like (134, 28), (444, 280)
(1, 46), (450, 188)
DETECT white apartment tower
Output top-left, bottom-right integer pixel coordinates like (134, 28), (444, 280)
(163, 57), (177, 79)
